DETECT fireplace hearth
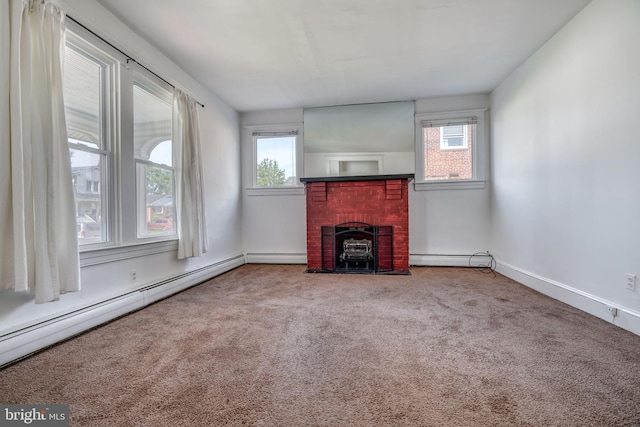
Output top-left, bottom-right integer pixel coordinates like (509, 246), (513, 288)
(301, 174), (413, 275)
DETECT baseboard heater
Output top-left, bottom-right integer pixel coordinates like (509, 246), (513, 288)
(0, 255), (245, 368)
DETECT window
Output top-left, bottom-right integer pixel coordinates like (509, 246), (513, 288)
(440, 125), (468, 149)
(255, 132), (296, 187)
(64, 33), (115, 245)
(425, 120), (474, 180)
(414, 109), (486, 190)
(63, 22), (177, 250)
(133, 78), (175, 238)
(247, 124), (304, 195)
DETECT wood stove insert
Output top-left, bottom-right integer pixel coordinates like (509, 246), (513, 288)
(321, 222), (393, 273)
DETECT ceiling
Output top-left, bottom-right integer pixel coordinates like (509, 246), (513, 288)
(96, 0), (591, 112)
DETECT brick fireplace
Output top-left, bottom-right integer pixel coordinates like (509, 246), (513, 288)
(300, 174), (413, 274)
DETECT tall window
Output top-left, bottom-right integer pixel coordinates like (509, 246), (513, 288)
(63, 22), (177, 250)
(63, 34), (114, 245)
(414, 110), (486, 190)
(133, 78), (175, 238)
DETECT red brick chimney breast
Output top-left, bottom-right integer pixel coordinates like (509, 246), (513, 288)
(301, 174), (412, 273)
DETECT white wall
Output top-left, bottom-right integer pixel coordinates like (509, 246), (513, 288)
(490, 0), (640, 332)
(0, 0), (243, 364)
(410, 94), (492, 264)
(241, 109), (307, 263)
(241, 94), (492, 266)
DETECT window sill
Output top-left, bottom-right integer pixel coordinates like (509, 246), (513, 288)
(79, 239), (178, 267)
(440, 146), (469, 151)
(246, 187), (305, 196)
(414, 180), (486, 191)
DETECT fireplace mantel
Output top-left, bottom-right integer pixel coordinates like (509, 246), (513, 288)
(300, 173), (414, 183)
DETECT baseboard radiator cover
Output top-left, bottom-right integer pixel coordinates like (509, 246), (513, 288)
(244, 253), (493, 267)
(0, 255), (246, 368)
(410, 253), (495, 268)
(246, 253), (494, 267)
(497, 261), (640, 337)
(246, 253), (307, 265)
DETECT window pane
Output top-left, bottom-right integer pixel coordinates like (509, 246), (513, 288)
(256, 136), (296, 186)
(134, 84), (172, 165)
(134, 81), (175, 240)
(64, 41), (109, 246)
(444, 136), (464, 147)
(149, 140), (172, 165)
(137, 163), (175, 238)
(63, 46), (102, 150)
(424, 124), (474, 180)
(70, 149), (105, 244)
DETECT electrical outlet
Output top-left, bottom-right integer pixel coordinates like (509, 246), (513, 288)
(626, 274), (636, 291)
(130, 270), (137, 283)
(606, 305), (618, 317)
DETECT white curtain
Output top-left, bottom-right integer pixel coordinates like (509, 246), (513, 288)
(173, 89), (209, 258)
(0, 0), (80, 303)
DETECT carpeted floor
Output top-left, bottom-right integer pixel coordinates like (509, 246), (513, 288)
(1, 264), (639, 426)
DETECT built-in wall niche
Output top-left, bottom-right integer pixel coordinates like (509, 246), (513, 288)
(303, 101), (415, 177)
(326, 155), (383, 176)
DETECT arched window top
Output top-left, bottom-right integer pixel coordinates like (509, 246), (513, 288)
(149, 140), (172, 167)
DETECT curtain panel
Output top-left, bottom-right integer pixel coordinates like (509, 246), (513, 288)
(0, 0), (80, 303)
(173, 89), (208, 259)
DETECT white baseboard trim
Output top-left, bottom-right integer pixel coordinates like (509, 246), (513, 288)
(497, 261), (640, 336)
(0, 254), (246, 368)
(410, 253), (494, 267)
(246, 253), (307, 264)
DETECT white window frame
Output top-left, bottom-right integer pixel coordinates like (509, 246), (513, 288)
(414, 109), (488, 191)
(65, 25), (119, 250)
(246, 123), (304, 196)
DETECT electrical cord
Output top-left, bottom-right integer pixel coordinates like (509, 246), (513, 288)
(469, 251), (496, 276)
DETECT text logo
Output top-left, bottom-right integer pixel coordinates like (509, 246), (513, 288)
(1, 405), (69, 426)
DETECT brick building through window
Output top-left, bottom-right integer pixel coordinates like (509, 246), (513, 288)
(423, 122), (475, 181)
